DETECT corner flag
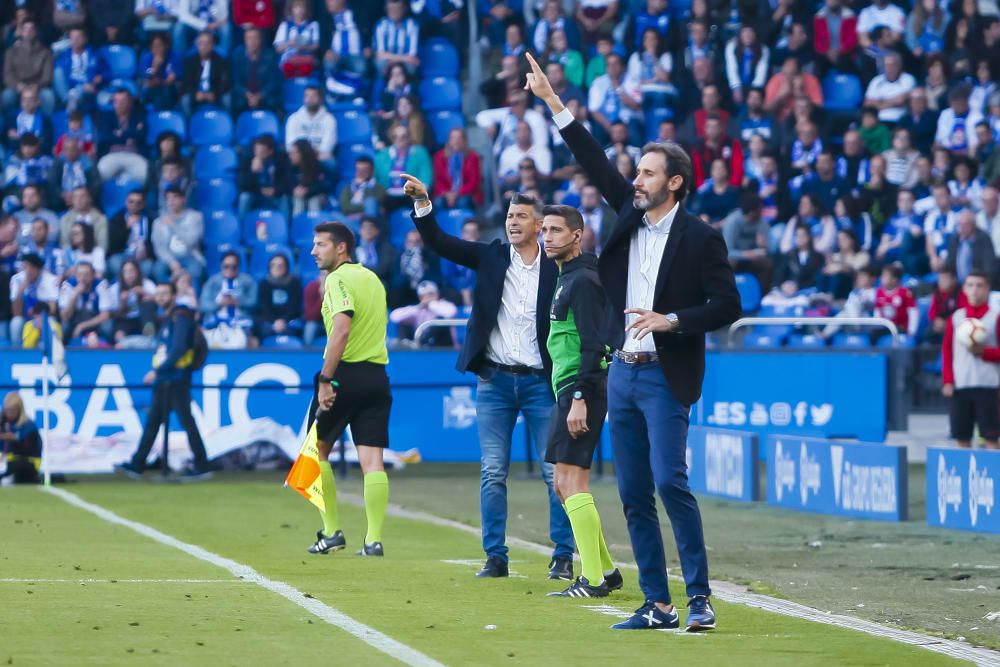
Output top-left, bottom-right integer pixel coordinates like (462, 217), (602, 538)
(40, 310), (67, 379)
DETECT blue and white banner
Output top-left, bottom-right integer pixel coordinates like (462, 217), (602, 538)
(927, 447), (999, 534)
(686, 426), (759, 502)
(766, 436), (908, 521)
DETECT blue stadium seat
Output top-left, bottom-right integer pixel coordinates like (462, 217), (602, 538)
(205, 243), (247, 273)
(734, 273), (761, 314)
(102, 177), (142, 216)
(786, 333), (827, 349)
(298, 247), (320, 282)
(335, 143), (375, 179)
(283, 78), (319, 113)
(822, 71), (862, 111)
(250, 242), (294, 279)
(194, 178), (237, 211)
(742, 332), (785, 349)
(242, 209), (289, 244)
(831, 332), (871, 349)
(204, 210), (241, 246)
(235, 110), (281, 144)
(389, 208), (414, 249)
(147, 110), (186, 145)
(419, 38), (460, 77)
(261, 335), (305, 349)
(328, 100), (368, 114)
(100, 45), (137, 80)
(644, 107), (674, 142)
(877, 333), (915, 348)
(334, 110), (372, 146)
(193, 144), (239, 179)
(51, 110), (95, 141)
(419, 77), (462, 111)
(291, 210), (336, 244)
(428, 110), (466, 146)
(189, 109), (234, 147)
(440, 208), (475, 236)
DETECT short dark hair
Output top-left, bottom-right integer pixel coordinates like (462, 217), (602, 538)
(509, 192), (543, 218)
(221, 251), (240, 266)
(640, 141), (693, 201)
(160, 280), (178, 294)
(542, 205), (584, 231)
(967, 269), (991, 286)
(356, 155), (374, 167)
(314, 221), (356, 255)
(882, 263), (904, 280)
(858, 264), (878, 278)
(739, 191), (762, 215)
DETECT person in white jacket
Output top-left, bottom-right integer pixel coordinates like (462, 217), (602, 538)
(174, 0), (230, 55)
(724, 26), (769, 106)
(285, 84), (337, 161)
(389, 280), (458, 346)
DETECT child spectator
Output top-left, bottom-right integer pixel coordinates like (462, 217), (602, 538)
(928, 267), (964, 343)
(874, 263), (918, 336)
(389, 280), (457, 346)
(139, 32), (182, 111)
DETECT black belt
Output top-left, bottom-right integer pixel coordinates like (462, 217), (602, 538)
(483, 360), (547, 377)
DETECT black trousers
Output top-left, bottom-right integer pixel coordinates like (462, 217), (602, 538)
(131, 378), (209, 471)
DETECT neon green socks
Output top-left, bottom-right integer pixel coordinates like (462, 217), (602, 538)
(565, 492), (606, 585)
(598, 524), (615, 574)
(363, 471), (389, 544)
(318, 461), (340, 536)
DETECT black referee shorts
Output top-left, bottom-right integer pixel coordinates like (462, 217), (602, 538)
(308, 362), (392, 448)
(544, 383), (608, 469)
(950, 387), (1000, 441)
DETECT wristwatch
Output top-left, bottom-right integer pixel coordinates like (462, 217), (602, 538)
(572, 390), (584, 401)
(665, 313), (679, 331)
(318, 374), (340, 388)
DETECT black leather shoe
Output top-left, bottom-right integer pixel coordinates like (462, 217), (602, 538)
(604, 568), (624, 591)
(548, 556), (574, 581)
(475, 556), (509, 578)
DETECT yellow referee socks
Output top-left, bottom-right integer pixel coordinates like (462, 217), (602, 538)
(565, 492), (606, 585)
(363, 471), (389, 544)
(318, 461), (340, 536)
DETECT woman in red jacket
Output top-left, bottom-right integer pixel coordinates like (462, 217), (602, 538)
(431, 128), (484, 210)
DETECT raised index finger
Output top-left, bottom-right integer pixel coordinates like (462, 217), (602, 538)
(525, 52), (542, 74)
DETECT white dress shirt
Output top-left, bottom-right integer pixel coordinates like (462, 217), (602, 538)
(415, 201), (544, 368)
(623, 204), (677, 353)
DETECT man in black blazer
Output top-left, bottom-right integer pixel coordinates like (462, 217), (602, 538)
(400, 173), (575, 581)
(526, 53), (741, 632)
(181, 31), (231, 116)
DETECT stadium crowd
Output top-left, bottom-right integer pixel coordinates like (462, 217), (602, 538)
(2, 0), (1000, 354)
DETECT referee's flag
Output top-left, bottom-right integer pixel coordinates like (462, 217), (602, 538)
(41, 310), (67, 380)
(285, 423), (325, 510)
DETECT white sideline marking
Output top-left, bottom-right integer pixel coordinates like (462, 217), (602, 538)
(343, 494), (1000, 667)
(1, 578), (239, 584)
(43, 487), (446, 667)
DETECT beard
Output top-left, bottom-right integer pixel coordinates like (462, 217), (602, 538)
(634, 186), (669, 211)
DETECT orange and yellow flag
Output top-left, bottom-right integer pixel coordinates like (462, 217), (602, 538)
(285, 424), (325, 510)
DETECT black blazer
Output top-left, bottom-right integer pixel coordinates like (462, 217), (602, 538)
(559, 119), (741, 406)
(182, 52), (231, 97)
(412, 207), (557, 377)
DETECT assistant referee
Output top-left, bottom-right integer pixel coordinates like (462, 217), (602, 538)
(305, 221), (392, 558)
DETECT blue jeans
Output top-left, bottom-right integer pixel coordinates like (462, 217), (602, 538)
(608, 359), (711, 603)
(476, 368), (574, 561)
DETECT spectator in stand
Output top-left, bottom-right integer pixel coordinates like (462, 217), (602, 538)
(856, 0), (905, 48)
(905, 0), (948, 58)
(147, 132), (190, 203)
(375, 125), (432, 210)
(480, 55), (523, 109)
(1, 19), (54, 114)
(476, 89), (549, 160)
(432, 128), (484, 210)
(4, 134), (52, 204)
(233, 0), (276, 31)
(4, 87), (52, 152)
(58, 187), (108, 253)
(859, 107), (891, 155)
(978, 186), (1000, 253)
(175, 0), (231, 56)
(499, 120), (553, 184)
(586, 53), (642, 146)
(0, 392), (43, 484)
(924, 182), (959, 271)
(819, 265), (878, 339)
(390, 228), (440, 308)
(87, 0), (134, 45)
(150, 157), (191, 213)
(764, 57), (823, 123)
(321, 0), (366, 83)
(533, 62), (584, 115)
(949, 157), (984, 211)
(438, 219), (479, 307)
(974, 121), (1000, 187)
(946, 208), (998, 284)
(533, 0), (580, 55)
(680, 78), (733, 144)
(200, 250), (258, 341)
(255, 253), (303, 341)
(182, 31), (232, 114)
(681, 20), (716, 72)
(625, 29), (677, 116)
(238, 134), (290, 217)
(285, 85), (336, 161)
(724, 25), (769, 106)
(737, 89), (776, 145)
(501, 23), (527, 59)
(874, 262), (918, 337)
(942, 270), (1000, 450)
(389, 280), (457, 346)
(139, 32), (182, 112)
(287, 139), (328, 216)
(836, 130), (869, 187)
(54, 110), (95, 159)
(379, 63), (416, 117)
(0, 215), (17, 276)
(231, 27), (280, 116)
(776, 224), (825, 288)
(302, 268), (327, 345)
(135, 0), (179, 35)
(814, 0), (859, 73)
(787, 120), (823, 177)
(819, 228), (870, 299)
(53, 27), (104, 113)
(723, 192), (772, 292)
(927, 267), (962, 343)
(97, 87), (148, 184)
(383, 95), (432, 151)
(151, 187), (205, 285)
(779, 193), (838, 255)
(800, 151), (847, 213)
(575, 0), (618, 46)
(355, 217), (397, 287)
(17, 218), (63, 276)
(104, 258), (158, 344)
(883, 128), (920, 189)
(339, 157), (386, 221)
(502, 158), (552, 202)
(691, 117), (744, 189)
(877, 189), (923, 268)
(49, 135), (100, 211)
(13, 185), (57, 244)
(9, 252), (59, 347)
(936, 83), (984, 156)
(274, 0), (321, 77)
(577, 184), (614, 252)
(547, 29), (586, 89)
(373, 0), (421, 76)
(59, 260), (111, 342)
(63, 221), (107, 278)
(694, 159), (740, 227)
(107, 190), (153, 277)
(864, 51), (915, 124)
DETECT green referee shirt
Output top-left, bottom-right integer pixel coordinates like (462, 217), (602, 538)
(322, 262), (389, 364)
(547, 253), (607, 399)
